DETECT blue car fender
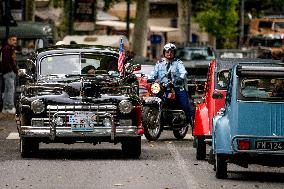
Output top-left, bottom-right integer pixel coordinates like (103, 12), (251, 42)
(213, 114), (232, 154)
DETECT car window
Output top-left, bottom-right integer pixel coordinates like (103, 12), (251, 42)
(40, 53), (118, 76)
(176, 48), (215, 61)
(40, 54), (81, 75)
(240, 78), (284, 99)
(133, 64), (154, 77)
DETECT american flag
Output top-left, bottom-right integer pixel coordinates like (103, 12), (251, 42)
(118, 38), (125, 75)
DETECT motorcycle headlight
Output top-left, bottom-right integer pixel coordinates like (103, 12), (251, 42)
(151, 83), (160, 94)
(31, 99), (45, 114)
(118, 100), (133, 114)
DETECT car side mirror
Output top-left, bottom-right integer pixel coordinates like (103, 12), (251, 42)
(125, 63), (141, 74)
(217, 108), (225, 115)
(212, 91), (224, 99)
(133, 64), (141, 71)
(26, 59), (36, 71)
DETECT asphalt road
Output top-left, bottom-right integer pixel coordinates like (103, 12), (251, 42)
(0, 115), (284, 189)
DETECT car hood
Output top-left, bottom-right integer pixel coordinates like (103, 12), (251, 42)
(237, 102), (284, 137)
(22, 74), (138, 103)
(182, 60), (212, 68)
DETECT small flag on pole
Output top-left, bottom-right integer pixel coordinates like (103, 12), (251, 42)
(118, 38), (125, 75)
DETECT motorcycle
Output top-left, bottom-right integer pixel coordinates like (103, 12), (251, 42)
(142, 80), (189, 141)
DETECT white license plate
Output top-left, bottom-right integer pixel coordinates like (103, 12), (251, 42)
(255, 141), (284, 150)
(69, 112), (97, 132)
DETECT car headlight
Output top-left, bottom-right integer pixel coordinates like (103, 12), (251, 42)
(118, 100), (133, 114)
(151, 83), (160, 94)
(31, 99), (45, 114)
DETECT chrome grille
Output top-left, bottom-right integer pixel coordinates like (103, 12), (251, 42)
(46, 105), (119, 127)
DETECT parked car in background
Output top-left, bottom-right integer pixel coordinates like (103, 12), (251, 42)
(175, 45), (216, 102)
(194, 58), (282, 160)
(0, 21), (55, 111)
(16, 45), (143, 158)
(210, 63), (284, 179)
(217, 48), (258, 59)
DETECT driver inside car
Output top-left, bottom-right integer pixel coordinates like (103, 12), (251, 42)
(148, 43), (194, 126)
(81, 65), (96, 75)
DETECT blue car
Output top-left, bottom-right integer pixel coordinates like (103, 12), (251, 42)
(210, 63), (284, 179)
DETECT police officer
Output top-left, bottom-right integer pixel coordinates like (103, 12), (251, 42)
(148, 43), (194, 126)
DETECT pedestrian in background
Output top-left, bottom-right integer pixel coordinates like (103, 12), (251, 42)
(0, 34), (18, 114)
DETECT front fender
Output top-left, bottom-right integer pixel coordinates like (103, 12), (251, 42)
(142, 96), (162, 107)
(213, 114), (232, 155)
(193, 102), (209, 136)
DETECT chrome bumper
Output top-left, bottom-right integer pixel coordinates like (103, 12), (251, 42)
(19, 125), (141, 140)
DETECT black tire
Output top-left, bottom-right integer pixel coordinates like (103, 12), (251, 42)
(142, 106), (162, 141)
(215, 154), (228, 179)
(20, 114), (30, 126)
(196, 136), (206, 160)
(20, 137), (39, 158)
(121, 137), (141, 159)
(173, 125), (188, 139)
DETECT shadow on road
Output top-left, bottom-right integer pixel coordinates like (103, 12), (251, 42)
(32, 148), (130, 160)
(229, 170), (284, 182)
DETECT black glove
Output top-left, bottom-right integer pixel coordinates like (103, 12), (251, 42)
(147, 78), (155, 83)
(175, 78), (183, 85)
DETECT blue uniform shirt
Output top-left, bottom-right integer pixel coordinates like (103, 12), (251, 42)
(149, 58), (187, 89)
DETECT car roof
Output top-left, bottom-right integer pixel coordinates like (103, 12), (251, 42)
(216, 58), (282, 71)
(34, 45), (121, 58)
(177, 46), (213, 50)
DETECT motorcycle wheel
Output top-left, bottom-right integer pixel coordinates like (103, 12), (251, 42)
(142, 106), (162, 141)
(173, 125), (188, 139)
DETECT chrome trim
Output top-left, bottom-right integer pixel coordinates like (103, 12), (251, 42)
(231, 135), (284, 154)
(20, 104), (30, 108)
(19, 126), (140, 138)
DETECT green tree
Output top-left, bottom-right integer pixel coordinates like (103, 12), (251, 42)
(25, 0), (35, 21)
(245, 0), (284, 18)
(196, 0), (239, 49)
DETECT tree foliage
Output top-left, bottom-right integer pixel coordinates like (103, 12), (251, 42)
(245, 0), (284, 18)
(196, 0), (239, 49)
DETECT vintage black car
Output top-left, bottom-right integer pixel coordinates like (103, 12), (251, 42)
(16, 45), (143, 158)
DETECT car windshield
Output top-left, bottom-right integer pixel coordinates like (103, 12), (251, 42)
(249, 38), (283, 48)
(133, 64), (154, 77)
(39, 53), (118, 76)
(240, 78), (284, 99)
(176, 48), (214, 61)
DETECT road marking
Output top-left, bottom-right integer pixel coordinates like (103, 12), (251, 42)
(6, 132), (20, 140)
(185, 133), (194, 140)
(167, 143), (198, 189)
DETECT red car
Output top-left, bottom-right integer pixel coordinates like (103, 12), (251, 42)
(193, 59), (234, 160)
(193, 58), (280, 160)
(134, 64), (154, 97)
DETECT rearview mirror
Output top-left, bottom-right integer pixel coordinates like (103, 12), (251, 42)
(212, 91), (224, 99)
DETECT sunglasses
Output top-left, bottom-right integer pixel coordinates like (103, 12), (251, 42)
(165, 50), (174, 54)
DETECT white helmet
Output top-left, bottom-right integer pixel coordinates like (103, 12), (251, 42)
(163, 43), (176, 55)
